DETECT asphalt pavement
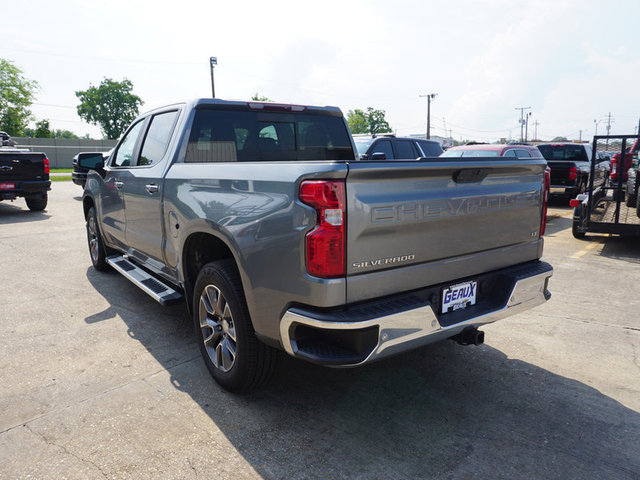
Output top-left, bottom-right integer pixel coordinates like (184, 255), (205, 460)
(1, 183), (639, 479)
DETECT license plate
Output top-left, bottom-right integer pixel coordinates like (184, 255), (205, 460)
(442, 281), (477, 314)
(0, 183), (15, 190)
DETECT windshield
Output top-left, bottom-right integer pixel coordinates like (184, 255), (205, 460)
(537, 144), (589, 162)
(441, 149), (501, 157)
(354, 139), (374, 156)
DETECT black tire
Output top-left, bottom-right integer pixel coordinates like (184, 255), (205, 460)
(625, 192), (635, 207)
(572, 206), (586, 239)
(25, 193), (47, 211)
(636, 192), (640, 219)
(86, 206), (111, 271)
(193, 259), (276, 393)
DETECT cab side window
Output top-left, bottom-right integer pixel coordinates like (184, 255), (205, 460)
(395, 140), (418, 160)
(503, 149), (517, 157)
(112, 121), (145, 167)
(370, 140), (394, 160)
(138, 111), (179, 166)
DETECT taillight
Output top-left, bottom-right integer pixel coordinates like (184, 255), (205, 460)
(540, 167), (550, 236)
(299, 180), (345, 278)
(568, 165), (577, 181)
(611, 155), (619, 180)
(44, 157), (50, 175)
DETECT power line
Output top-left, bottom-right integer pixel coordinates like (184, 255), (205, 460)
(33, 102), (76, 109)
(1, 46), (202, 65)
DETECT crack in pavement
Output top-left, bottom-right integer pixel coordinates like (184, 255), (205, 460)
(0, 354), (201, 436)
(23, 423), (108, 479)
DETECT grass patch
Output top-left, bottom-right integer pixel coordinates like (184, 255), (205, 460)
(51, 168), (73, 173)
(51, 176), (72, 182)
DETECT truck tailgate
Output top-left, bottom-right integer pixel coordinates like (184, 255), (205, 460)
(345, 159), (546, 303)
(0, 153), (47, 181)
(546, 160), (573, 186)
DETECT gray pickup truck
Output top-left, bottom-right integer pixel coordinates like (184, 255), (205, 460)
(80, 99), (553, 392)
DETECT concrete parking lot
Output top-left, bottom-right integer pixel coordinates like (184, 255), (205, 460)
(1, 182), (639, 479)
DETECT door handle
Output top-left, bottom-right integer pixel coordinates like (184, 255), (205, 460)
(145, 184), (159, 194)
(114, 181), (124, 189)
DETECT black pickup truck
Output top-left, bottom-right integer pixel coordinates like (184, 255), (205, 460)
(0, 132), (51, 211)
(537, 143), (609, 198)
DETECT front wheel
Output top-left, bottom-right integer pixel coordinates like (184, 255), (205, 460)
(193, 259), (276, 393)
(86, 206), (111, 271)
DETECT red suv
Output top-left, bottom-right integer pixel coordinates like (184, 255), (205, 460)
(611, 138), (639, 183)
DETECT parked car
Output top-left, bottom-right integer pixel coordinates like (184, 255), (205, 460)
(72, 151), (111, 187)
(537, 143), (609, 198)
(0, 132), (50, 211)
(440, 143), (543, 158)
(353, 134), (443, 160)
(611, 138), (639, 184)
(79, 99), (552, 393)
(626, 154), (640, 208)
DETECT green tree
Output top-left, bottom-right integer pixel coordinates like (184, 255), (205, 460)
(75, 78), (143, 140)
(34, 119), (52, 138)
(54, 129), (79, 139)
(347, 107), (392, 135)
(251, 93), (272, 101)
(551, 136), (568, 142)
(347, 109), (368, 134)
(0, 59), (39, 136)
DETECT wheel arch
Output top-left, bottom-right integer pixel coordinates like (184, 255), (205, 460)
(82, 195), (95, 219)
(181, 231), (241, 315)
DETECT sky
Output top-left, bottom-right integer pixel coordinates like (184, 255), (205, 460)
(1, 0), (639, 142)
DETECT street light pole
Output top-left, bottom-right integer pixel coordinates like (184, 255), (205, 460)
(420, 93), (437, 139)
(210, 57), (217, 98)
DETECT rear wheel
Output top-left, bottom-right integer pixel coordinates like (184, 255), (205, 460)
(193, 259), (276, 393)
(636, 193), (640, 218)
(25, 193), (47, 211)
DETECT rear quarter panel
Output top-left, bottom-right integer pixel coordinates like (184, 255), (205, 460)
(162, 161), (349, 343)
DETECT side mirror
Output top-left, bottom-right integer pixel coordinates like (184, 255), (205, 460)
(78, 153), (105, 170)
(371, 152), (386, 160)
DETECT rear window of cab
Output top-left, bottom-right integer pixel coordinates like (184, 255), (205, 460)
(185, 109), (355, 162)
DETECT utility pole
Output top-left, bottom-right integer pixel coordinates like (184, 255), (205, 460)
(533, 120), (540, 141)
(579, 130), (582, 142)
(420, 93), (437, 139)
(210, 57), (217, 98)
(605, 112), (614, 149)
(524, 112), (532, 142)
(515, 106), (531, 142)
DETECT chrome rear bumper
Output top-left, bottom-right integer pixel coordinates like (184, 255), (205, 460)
(280, 262), (552, 366)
